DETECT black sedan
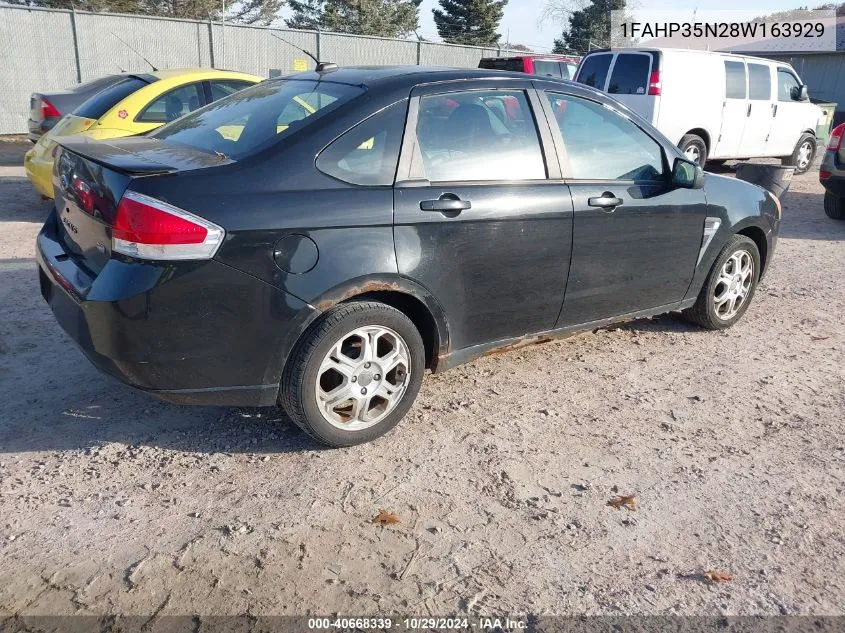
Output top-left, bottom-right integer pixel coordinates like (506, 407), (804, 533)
(37, 66), (781, 447)
(820, 122), (845, 220)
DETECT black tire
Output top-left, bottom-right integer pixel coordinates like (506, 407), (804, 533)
(280, 301), (425, 447)
(683, 235), (761, 330)
(782, 133), (816, 174)
(824, 191), (845, 220)
(679, 134), (708, 165)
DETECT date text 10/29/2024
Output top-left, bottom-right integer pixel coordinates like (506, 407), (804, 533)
(308, 617), (529, 630)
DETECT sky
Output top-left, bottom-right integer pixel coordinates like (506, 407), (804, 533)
(278, 1), (835, 52)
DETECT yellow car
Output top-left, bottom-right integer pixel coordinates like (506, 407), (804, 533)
(25, 68), (261, 198)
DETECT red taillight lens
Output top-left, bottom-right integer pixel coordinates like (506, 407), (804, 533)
(111, 192), (224, 261)
(40, 98), (61, 119)
(827, 123), (844, 151)
(648, 70), (662, 96)
(820, 170), (832, 180)
(72, 176), (94, 214)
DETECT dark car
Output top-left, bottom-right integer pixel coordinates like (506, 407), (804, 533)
(37, 66), (781, 447)
(479, 55), (580, 80)
(820, 123), (845, 219)
(28, 73), (158, 142)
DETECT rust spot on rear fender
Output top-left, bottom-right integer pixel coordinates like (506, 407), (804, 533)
(314, 281), (404, 313)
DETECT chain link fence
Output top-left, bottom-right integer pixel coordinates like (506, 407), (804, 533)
(0, 4), (519, 135)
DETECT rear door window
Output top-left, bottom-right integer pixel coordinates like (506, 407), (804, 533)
(607, 53), (651, 95)
(137, 83), (205, 123)
(725, 61), (746, 99)
(748, 63), (772, 100)
(414, 89), (546, 182)
(534, 61), (562, 78)
(575, 53), (612, 89)
(150, 80), (364, 160)
(317, 101), (407, 186)
(74, 77), (148, 119)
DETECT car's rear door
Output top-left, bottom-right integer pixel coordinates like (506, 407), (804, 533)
(392, 80), (574, 352)
(537, 85), (707, 326)
(605, 51), (657, 124)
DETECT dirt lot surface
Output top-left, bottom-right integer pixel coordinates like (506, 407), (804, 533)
(0, 140), (843, 618)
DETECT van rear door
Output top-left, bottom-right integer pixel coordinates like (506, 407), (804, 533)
(605, 51), (658, 124)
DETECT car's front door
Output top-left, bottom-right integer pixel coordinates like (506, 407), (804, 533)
(393, 82), (573, 352)
(539, 89), (707, 326)
(768, 66), (809, 156)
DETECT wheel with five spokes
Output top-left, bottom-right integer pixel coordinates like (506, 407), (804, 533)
(281, 301), (425, 447)
(683, 234), (761, 330)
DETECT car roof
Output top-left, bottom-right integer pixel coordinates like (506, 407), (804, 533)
(282, 65), (551, 88)
(150, 68), (261, 81)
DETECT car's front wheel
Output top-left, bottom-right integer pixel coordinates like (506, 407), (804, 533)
(281, 301), (425, 447)
(782, 133), (816, 174)
(683, 235), (761, 330)
(824, 191), (845, 219)
(679, 134), (708, 165)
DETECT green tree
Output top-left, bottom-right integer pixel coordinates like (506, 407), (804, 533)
(286, 0), (324, 29)
(550, 0), (624, 54)
(320, 0), (422, 38)
(9, 0), (285, 23)
(432, 0), (508, 46)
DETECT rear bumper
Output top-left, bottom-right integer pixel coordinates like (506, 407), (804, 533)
(36, 209), (317, 407)
(28, 117), (58, 144)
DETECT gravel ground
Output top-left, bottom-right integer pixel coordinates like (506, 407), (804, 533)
(0, 141), (843, 617)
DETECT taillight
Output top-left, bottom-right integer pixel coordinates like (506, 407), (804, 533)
(827, 123), (844, 151)
(111, 192), (224, 261)
(72, 176), (94, 214)
(820, 170), (832, 180)
(40, 98), (61, 119)
(648, 70), (662, 96)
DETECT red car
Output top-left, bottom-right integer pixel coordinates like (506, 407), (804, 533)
(479, 55), (580, 80)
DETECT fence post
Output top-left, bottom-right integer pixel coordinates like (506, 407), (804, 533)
(70, 9), (83, 83)
(416, 39), (422, 65)
(316, 30), (321, 61)
(208, 17), (215, 68)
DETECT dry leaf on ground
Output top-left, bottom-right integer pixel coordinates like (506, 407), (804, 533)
(371, 509), (400, 525)
(607, 495), (638, 511)
(704, 570), (733, 583)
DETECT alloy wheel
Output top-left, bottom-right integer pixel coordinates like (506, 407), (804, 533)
(797, 141), (813, 170)
(684, 144), (701, 163)
(315, 326), (411, 431)
(713, 249), (754, 320)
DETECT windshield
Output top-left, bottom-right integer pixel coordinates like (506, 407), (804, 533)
(150, 79), (365, 160)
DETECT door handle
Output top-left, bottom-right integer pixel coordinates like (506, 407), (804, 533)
(588, 192), (623, 210)
(420, 195), (471, 212)
(747, 103), (752, 117)
(772, 104), (778, 117)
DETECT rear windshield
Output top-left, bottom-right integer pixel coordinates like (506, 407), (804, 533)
(479, 58), (525, 72)
(575, 53), (612, 89)
(150, 80), (365, 160)
(607, 53), (651, 95)
(74, 77), (149, 119)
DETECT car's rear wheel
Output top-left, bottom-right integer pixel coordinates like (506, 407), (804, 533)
(683, 235), (761, 330)
(824, 191), (845, 219)
(782, 133), (816, 174)
(281, 301), (425, 447)
(679, 134), (708, 165)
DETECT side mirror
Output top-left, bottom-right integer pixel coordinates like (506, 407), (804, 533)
(673, 157), (705, 189)
(799, 85), (809, 101)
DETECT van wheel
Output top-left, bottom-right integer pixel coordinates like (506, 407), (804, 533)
(679, 134), (708, 165)
(683, 235), (760, 330)
(280, 301), (425, 447)
(824, 192), (845, 219)
(783, 134), (816, 174)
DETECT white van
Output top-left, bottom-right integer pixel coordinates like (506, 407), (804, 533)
(574, 48), (824, 173)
